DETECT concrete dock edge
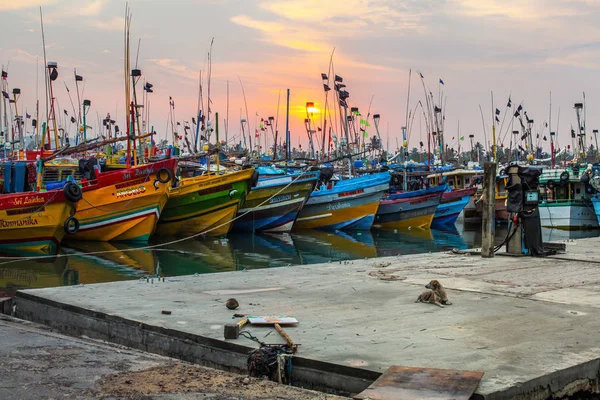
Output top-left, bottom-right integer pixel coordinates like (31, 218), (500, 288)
(15, 291), (379, 396)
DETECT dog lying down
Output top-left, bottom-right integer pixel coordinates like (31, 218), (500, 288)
(416, 279), (452, 308)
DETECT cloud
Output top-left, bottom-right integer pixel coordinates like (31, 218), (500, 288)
(230, 15), (285, 33)
(91, 16), (125, 31)
(147, 58), (196, 80)
(0, 48), (39, 65)
(0, 0), (56, 11)
(102, 49), (112, 54)
(79, 0), (105, 17)
(455, 0), (591, 21)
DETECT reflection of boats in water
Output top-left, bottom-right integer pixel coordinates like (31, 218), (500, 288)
(62, 241), (157, 283)
(541, 227), (600, 242)
(372, 229), (434, 256)
(155, 237), (236, 275)
(155, 233), (302, 274)
(291, 229), (377, 263)
(0, 250), (68, 297)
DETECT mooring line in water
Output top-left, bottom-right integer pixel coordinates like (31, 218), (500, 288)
(0, 167), (316, 264)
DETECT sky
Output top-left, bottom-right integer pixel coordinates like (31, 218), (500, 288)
(1, 0), (600, 154)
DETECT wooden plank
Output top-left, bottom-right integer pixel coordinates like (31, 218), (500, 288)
(354, 366), (484, 400)
(247, 316), (298, 325)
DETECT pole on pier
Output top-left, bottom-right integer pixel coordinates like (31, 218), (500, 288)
(481, 162), (497, 258)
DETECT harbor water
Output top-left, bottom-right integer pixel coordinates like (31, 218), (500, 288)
(1, 222), (598, 297)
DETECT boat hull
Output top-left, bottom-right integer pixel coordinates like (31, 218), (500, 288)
(157, 169), (253, 237)
(295, 181), (389, 230)
(432, 187), (477, 228)
(233, 177), (316, 233)
(0, 191), (75, 254)
(71, 159), (177, 243)
(593, 195), (600, 225)
(374, 189), (443, 230)
(539, 201), (599, 230)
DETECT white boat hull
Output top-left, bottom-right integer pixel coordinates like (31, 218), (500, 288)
(538, 202), (599, 230)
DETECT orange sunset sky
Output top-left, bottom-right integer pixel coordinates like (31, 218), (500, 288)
(1, 0), (600, 153)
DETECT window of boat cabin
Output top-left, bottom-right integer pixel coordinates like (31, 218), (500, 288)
(465, 176), (470, 186)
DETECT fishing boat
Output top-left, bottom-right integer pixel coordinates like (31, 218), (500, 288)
(233, 169), (319, 233)
(157, 168), (255, 237)
(0, 161), (82, 254)
(538, 166), (598, 230)
(42, 157), (177, 242)
(294, 171), (390, 230)
(373, 184), (446, 230)
(427, 170), (479, 228)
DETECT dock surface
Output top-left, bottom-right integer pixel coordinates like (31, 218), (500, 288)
(14, 237), (600, 399)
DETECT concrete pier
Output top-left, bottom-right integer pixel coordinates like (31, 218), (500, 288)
(14, 237), (600, 399)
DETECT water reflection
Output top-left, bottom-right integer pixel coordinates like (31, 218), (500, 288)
(62, 241), (158, 283)
(1, 223), (598, 294)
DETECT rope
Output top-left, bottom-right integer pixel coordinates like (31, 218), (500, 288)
(0, 167), (314, 264)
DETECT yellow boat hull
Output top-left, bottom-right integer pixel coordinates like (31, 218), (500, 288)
(0, 195), (74, 255)
(294, 201), (380, 230)
(70, 160), (176, 242)
(373, 213), (435, 230)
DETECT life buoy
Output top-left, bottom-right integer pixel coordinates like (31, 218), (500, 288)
(250, 170), (259, 188)
(63, 182), (82, 203)
(64, 216), (80, 235)
(547, 180), (555, 189)
(560, 171), (569, 183)
(156, 168), (172, 184)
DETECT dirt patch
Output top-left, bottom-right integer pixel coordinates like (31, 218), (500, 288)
(368, 269), (406, 281)
(94, 363), (346, 400)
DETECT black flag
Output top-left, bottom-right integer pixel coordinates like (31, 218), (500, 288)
(495, 108), (500, 115)
(507, 97), (512, 107)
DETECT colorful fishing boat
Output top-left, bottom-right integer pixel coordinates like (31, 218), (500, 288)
(233, 170), (319, 233)
(538, 166), (598, 230)
(426, 170), (479, 228)
(432, 187), (478, 228)
(294, 171), (390, 230)
(0, 161), (82, 253)
(157, 168), (255, 237)
(42, 157), (178, 242)
(373, 184), (446, 230)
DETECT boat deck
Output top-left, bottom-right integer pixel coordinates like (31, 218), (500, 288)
(14, 238), (600, 399)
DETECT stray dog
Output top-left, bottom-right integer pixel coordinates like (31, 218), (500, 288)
(416, 280), (452, 308)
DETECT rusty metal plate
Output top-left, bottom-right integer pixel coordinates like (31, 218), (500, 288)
(353, 366), (484, 400)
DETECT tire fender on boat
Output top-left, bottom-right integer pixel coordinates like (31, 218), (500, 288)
(250, 170), (259, 188)
(560, 171), (569, 183)
(64, 216), (80, 235)
(63, 182), (82, 203)
(156, 168), (173, 184)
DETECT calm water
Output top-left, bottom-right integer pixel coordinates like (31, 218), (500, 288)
(1, 223), (598, 297)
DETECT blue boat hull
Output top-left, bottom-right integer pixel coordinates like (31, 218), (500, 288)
(592, 195), (600, 224)
(432, 194), (472, 229)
